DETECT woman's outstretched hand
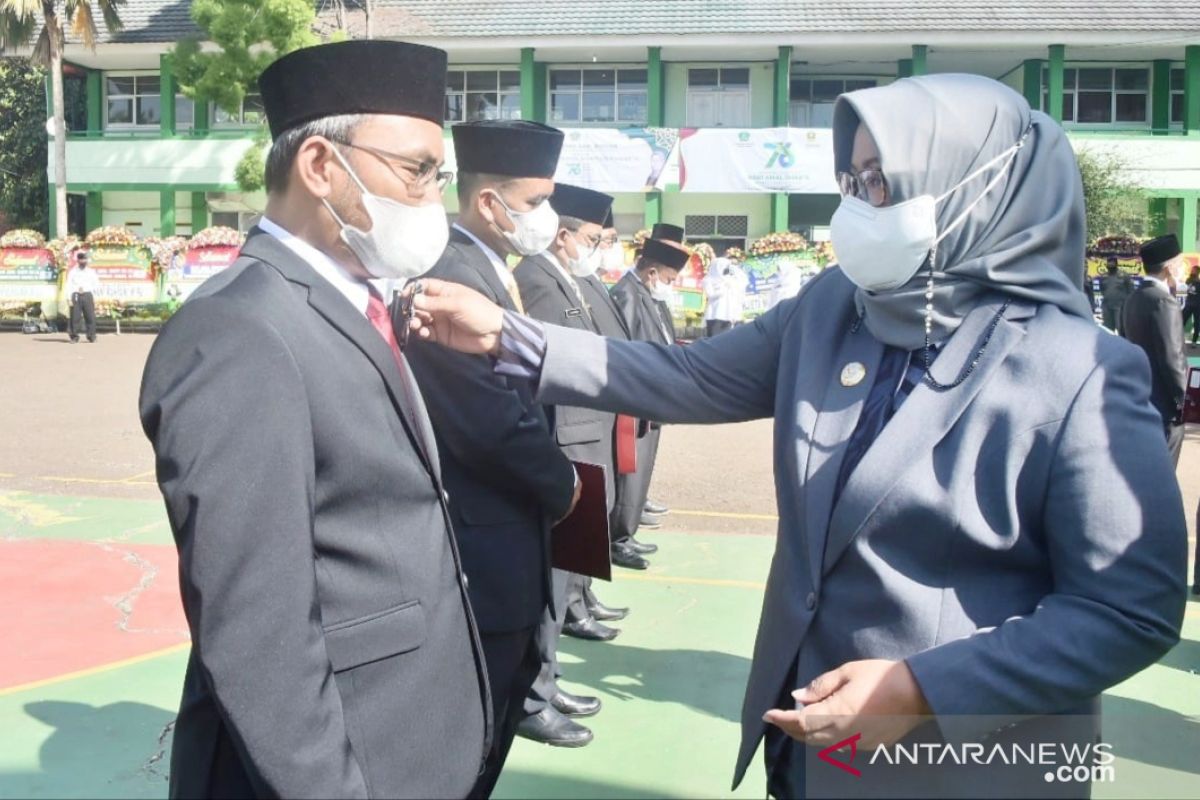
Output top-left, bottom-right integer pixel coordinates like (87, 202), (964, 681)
(407, 279), (506, 356)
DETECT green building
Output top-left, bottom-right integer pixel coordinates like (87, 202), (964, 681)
(32, 0), (1200, 252)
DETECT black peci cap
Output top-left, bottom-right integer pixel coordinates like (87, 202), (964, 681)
(452, 120), (564, 178)
(258, 40), (449, 139)
(640, 238), (691, 271)
(550, 183), (613, 226)
(1139, 234), (1182, 269)
(651, 223), (684, 243)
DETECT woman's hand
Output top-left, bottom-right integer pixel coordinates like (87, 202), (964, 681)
(407, 279), (506, 355)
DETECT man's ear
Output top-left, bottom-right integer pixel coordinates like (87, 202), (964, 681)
(293, 136), (340, 200)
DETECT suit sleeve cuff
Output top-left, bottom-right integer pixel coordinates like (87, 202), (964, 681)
(493, 311), (547, 380)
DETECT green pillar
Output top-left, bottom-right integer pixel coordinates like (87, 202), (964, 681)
(519, 52), (548, 123)
(86, 70), (102, 135)
(192, 192), (208, 231)
(1183, 195), (1199, 253)
(47, 186), (57, 238)
(160, 53), (176, 136)
(160, 190), (176, 236)
(1185, 45), (1200, 135)
(1149, 197), (1170, 236)
(643, 193), (662, 229)
(911, 45), (928, 76)
(193, 95), (209, 135)
(647, 47), (665, 126)
(773, 46), (792, 124)
(897, 59), (913, 79)
(1151, 60), (1172, 135)
(771, 194), (790, 233)
(1022, 59), (1044, 110)
(85, 192), (102, 232)
(1047, 45), (1065, 125)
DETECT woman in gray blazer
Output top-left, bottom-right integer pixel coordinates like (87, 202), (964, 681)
(413, 74), (1187, 799)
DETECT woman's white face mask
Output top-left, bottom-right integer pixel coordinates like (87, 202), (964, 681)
(830, 131), (1029, 293)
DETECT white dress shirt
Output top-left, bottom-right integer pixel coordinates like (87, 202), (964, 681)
(65, 266), (101, 296)
(258, 216), (377, 317)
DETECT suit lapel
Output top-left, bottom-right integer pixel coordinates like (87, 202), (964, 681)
(450, 228), (516, 311)
(241, 231), (441, 481)
(534, 254), (590, 319)
(801, 319), (885, 590)
(820, 297), (1035, 575)
(594, 277), (632, 338)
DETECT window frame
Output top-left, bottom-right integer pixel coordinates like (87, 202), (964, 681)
(1170, 66), (1186, 127)
(443, 67), (523, 125)
(548, 64), (649, 126)
(787, 75), (879, 127)
(1041, 64), (1151, 128)
(103, 71), (162, 131)
(211, 91), (265, 129)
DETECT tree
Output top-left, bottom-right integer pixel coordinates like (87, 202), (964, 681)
(0, 0), (124, 237)
(1075, 146), (1150, 244)
(172, 0), (320, 193)
(0, 57), (48, 234)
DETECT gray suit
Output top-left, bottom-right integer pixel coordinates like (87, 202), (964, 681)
(1123, 279), (1187, 464)
(533, 267), (1187, 793)
(140, 230), (489, 799)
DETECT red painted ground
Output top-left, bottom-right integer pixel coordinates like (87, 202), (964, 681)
(0, 540), (188, 689)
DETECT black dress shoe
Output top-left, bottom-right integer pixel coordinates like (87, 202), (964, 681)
(551, 689), (601, 718)
(639, 512), (662, 530)
(611, 541), (649, 571)
(627, 536), (658, 555)
(563, 616), (620, 641)
(644, 499), (670, 515)
(586, 597), (629, 622)
(516, 708), (594, 747)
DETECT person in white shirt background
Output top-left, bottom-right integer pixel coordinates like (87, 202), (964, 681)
(64, 250), (100, 343)
(703, 255), (748, 337)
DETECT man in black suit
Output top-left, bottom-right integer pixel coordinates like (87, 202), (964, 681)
(607, 237), (692, 569)
(138, 41), (490, 799)
(404, 120), (580, 796)
(510, 182), (621, 747)
(1124, 234), (1188, 466)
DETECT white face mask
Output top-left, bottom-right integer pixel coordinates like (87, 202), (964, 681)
(564, 235), (603, 278)
(323, 148), (449, 281)
(650, 278), (675, 303)
(491, 193), (559, 256)
(830, 132), (1028, 293)
(601, 246), (625, 272)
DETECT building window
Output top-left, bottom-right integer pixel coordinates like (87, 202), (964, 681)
(550, 68), (647, 124)
(1042, 67), (1149, 125)
(175, 94), (195, 131)
(788, 77), (876, 127)
(684, 214), (749, 250)
(1171, 67), (1185, 125)
(213, 92), (265, 127)
(686, 67), (751, 127)
(211, 210), (262, 233)
(444, 69), (522, 123)
(105, 74), (160, 128)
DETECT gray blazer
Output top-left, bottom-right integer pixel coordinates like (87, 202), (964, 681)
(140, 230), (490, 798)
(534, 267), (1187, 788)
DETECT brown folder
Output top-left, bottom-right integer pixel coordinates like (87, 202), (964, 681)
(551, 461), (612, 581)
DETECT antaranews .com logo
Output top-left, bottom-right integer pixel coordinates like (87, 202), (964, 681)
(818, 733), (1117, 785)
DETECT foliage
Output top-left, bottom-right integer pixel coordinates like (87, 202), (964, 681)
(0, 58), (48, 234)
(1074, 147), (1150, 243)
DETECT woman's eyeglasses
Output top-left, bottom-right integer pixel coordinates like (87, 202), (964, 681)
(837, 169), (889, 207)
(334, 140), (454, 195)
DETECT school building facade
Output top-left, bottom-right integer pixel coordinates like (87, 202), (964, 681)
(33, 1), (1200, 252)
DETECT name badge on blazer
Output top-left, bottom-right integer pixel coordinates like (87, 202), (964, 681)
(565, 308), (584, 318)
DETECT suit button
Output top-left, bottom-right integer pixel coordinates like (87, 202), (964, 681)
(442, 490), (450, 503)
(462, 573), (469, 590)
(805, 592), (817, 610)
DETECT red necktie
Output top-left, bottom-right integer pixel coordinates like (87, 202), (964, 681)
(366, 286), (431, 464)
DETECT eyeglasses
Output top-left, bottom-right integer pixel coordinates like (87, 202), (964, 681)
(334, 140), (454, 195)
(836, 168), (889, 207)
(576, 233), (603, 253)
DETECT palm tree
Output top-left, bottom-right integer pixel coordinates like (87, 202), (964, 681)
(0, 0), (124, 237)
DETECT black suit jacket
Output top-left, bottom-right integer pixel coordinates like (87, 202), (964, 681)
(406, 228), (575, 633)
(611, 270), (673, 345)
(1123, 279), (1188, 426)
(139, 229), (489, 799)
(514, 254), (617, 503)
(579, 273), (631, 341)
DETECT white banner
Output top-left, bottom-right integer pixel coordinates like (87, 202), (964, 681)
(679, 127), (838, 194)
(553, 127), (679, 192)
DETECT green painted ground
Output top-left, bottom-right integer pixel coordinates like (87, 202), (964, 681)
(2, 491), (1198, 799)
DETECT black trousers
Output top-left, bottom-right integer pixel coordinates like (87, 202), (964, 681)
(610, 426), (660, 544)
(69, 292), (96, 341)
(471, 626), (542, 799)
(1167, 420), (1185, 468)
(1183, 303), (1200, 343)
(706, 319), (733, 337)
(524, 570), (589, 716)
